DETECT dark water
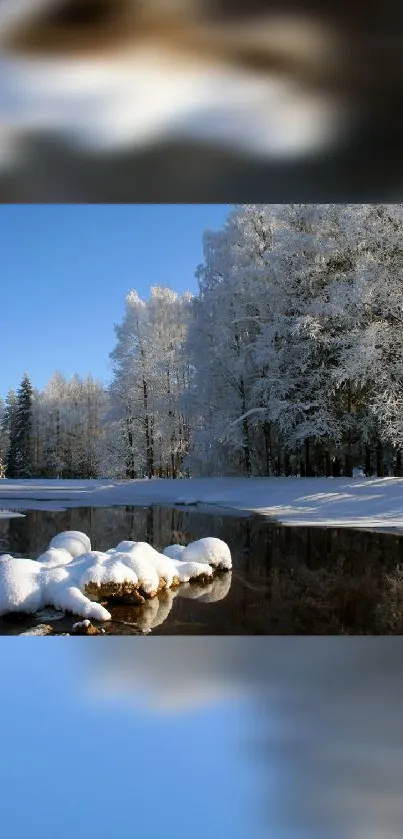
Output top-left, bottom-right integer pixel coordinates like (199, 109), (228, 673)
(1, 505), (403, 634)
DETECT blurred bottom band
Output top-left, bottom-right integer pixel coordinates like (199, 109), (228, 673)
(0, 127), (402, 202)
(85, 637), (403, 839)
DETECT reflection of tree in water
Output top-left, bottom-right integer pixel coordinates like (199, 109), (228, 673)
(146, 506), (154, 545)
(8, 512), (36, 555)
(0, 517), (12, 553)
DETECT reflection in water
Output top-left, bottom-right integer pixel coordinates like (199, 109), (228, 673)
(178, 573), (232, 603)
(130, 589), (177, 633)
(2, 505), (403, 633)
(112, 573), (233, 634)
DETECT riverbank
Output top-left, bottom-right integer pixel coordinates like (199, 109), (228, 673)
(1, 476), (403, 531)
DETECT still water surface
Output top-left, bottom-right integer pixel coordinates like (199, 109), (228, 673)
(1, 505), (403, 634)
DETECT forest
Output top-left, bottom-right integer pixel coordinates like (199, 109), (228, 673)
(1, 203), (403, 480)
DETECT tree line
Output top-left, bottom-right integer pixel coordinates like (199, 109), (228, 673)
(1, 204), (403, 480)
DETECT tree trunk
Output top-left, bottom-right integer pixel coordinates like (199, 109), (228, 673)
(146, 507), (154, 544)
(263, 421), (272, 476)
(125, 413), (135, 479)
(142, 377), (154, 479)
(325, 450), (331, 477)
(284, 451), (291, 476)
(376, 440), (384, 477)
(365, 445), (371, 477)
(345, 381), (353, 477)
(305, 438), (312, 477)
(396, 449), (402, 477)
(149, 414), (154, 478)
(332, 456), (341, 477)
(239, 376), (251, 476)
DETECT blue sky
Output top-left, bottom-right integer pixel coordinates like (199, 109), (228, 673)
(0, 640), (268, 839)
(0, 205), (230, 398)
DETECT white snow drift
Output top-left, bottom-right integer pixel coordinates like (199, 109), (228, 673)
(0, 530), (232, 622)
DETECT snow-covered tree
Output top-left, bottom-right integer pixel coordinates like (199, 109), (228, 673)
(33, 372), (107, 478)
(2, 203), (403, 481)
(187, 203), (403, 477)
(110, 286), (192, 478)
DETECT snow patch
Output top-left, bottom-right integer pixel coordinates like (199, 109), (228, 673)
(0, 509), (25, 519)
(181, 538), (233, 571)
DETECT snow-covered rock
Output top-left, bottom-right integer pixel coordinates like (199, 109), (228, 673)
(73, 619), (91, 630)
(71, 619), (99, 635)
(173, 560), (214, 583)
(0, 531), (232, 622)
(181, 538), (232, 571)
(110, 548), (161, 595)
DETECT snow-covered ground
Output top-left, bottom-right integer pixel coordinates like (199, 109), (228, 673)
(1, 476), (403, 530)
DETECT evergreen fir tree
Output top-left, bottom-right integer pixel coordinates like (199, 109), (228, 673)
(0, 398), (5, 478)
(13, 374), (34, 477)
(2, 389), (18, 477)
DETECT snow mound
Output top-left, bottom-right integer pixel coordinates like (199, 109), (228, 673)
(0, 557), (43, 615)
(114, 540), (137, 552)
(163, 544), (186, 561)
(37, 547), (73, 566)
(0, 531), (232, 622)
(49, 530), (91, 557)
(181, 538), (232, 570)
